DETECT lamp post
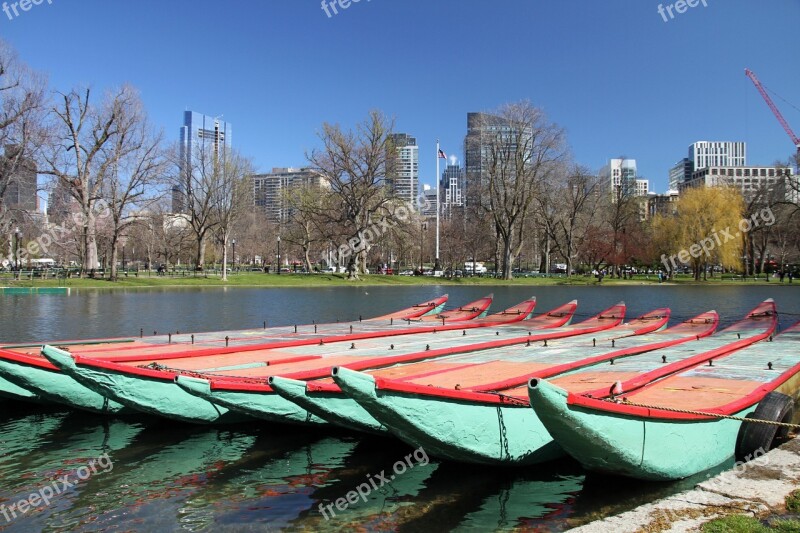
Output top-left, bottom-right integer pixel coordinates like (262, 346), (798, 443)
(14, 227), (20, 270)
(231, 238), (236, 271)
(277, 236), (281, 275)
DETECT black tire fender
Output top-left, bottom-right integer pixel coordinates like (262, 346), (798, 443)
(735, 391), (795, 462)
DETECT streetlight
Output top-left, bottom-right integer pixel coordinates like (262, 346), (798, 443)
(277, 235), (281, 275)
(231, 238), (236, 271)
(14, 227), (20, 270)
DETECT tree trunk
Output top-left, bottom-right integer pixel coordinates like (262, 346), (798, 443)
(109, 235), (119, 281)
(196, 235), (206, 270)
(81, 211), (100, 275)
(502, 232), (514, 280)
(221, 236), (228, 281)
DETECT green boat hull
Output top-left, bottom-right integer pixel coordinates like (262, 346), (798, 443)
(175, 375), (327, 426)
(0, 356), (133, 414)
(42, 345), (251, 424)
(269, 376), (388, 435)
(0, 374), (43, 403)
(528, 379), (756, 480)
(333, 367), (563, 465)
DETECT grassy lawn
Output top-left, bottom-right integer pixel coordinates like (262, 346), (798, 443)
(0, 271), (797, 289)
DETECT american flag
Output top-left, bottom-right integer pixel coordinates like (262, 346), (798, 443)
(438, 149), (447, 159)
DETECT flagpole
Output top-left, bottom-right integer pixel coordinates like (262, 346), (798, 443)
(435, 139), (440, 273)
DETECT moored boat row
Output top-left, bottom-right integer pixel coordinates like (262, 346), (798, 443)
(2, 296), (797, 481)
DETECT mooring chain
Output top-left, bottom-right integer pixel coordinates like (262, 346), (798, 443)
(614, 399), (800, 429)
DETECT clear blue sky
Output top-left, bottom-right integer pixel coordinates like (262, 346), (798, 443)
(2, 0), (799, 192)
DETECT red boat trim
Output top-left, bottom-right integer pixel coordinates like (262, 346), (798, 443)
(85, 296), (524, 363)
(0, 349), (59, 370)
(62, 300), (560, 386)
(468, 313), (717, 392)
(372, 376), (528, 405)
(577, 301), (777, 400)
(567, 318), (800, 421)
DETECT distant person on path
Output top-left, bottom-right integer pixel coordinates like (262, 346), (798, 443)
(780, 271), (786, 283)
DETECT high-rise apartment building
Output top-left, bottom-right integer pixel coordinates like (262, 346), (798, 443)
(689, 141), (746, 170)
(252, 167), (329, 223)
(172, 111), (233, 213)
(682, 165), (796, 203)
(387, 133), (418, 204)
(635, 179), (650, 197)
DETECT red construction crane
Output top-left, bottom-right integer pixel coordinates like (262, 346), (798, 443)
(745, 68), (800, 158)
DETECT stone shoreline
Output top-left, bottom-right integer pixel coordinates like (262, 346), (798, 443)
(568, 438), (800, 532)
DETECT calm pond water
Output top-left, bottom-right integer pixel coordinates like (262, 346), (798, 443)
(0, 285), (798, 532)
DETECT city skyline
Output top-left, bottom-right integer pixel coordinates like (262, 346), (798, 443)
(1, 2), (798, 193)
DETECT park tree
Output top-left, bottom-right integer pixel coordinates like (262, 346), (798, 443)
(100, 89), (166, 281)
(650, 213), (682, 278)
(208, 149), (254, 282)
(42, 86), (142, 274)
(172, 140), (228, 270)
(673, 187), (744, 280)
(478, 101), (567, 279)
(307, 111), (397, 280)
(0, 41), (47, 258)
(600, 156), (645, 278)
(282, 178), (329, 272)
(549, 164), (601, 277)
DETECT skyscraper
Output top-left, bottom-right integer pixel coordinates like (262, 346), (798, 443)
(599, 158), (638, 200)
(668, 158), (693, 191)
(0, 145), (37, 212)
(440, 156), (464, 216)
(689, 141), (746, 170)
(172, 111), (233, 213)
(387, 133), (418, 204)
(464, 112), (530, 206)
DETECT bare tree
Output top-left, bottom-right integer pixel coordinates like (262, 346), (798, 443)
(42, 86), (138, 274)
(101, 91), (166, 280)
(478, 102), (567, 279)
(551, 164), (601, 276)
(282, 181), (328, 272)
(0, 41), (47, 252)
(307, 111), (397, 280)
(601, 156), (642, 277)
(209, 149), (254, 281)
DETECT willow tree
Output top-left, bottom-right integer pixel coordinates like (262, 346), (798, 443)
(674, 187), (744, 280)
(478, 102), (567, 279)
(306, 111), (396, 280)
